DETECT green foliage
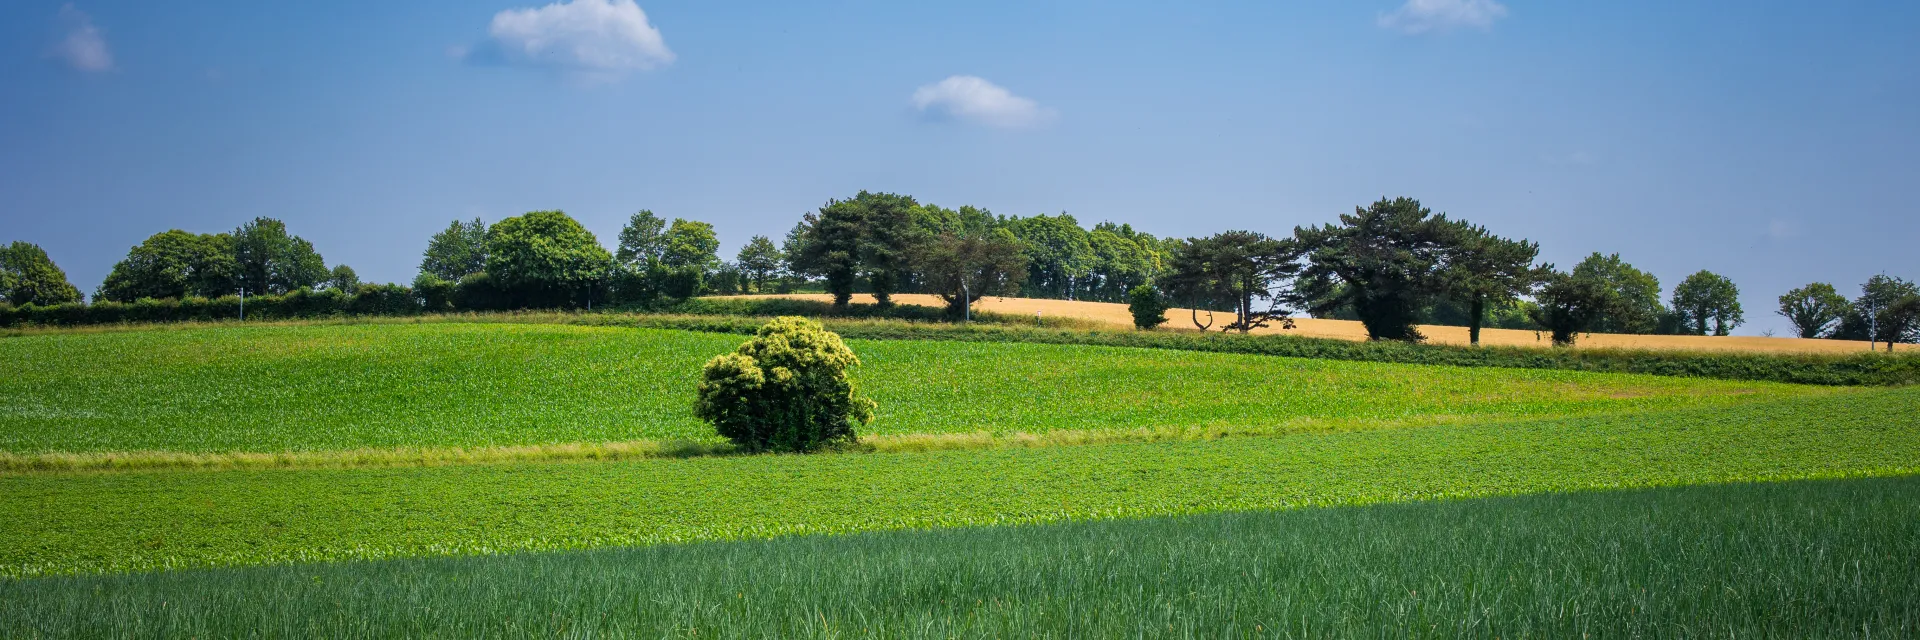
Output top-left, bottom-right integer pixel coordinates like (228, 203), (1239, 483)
(657, 263), (705, 300)
(484, 210), (614, 308)
(230, 217), (327, 295)
(0, 241), (84, 306)
(1004, 213), (1094, 300)
(912, 224), (1027, 316)
(323, 264), (360, 294)
(1127, 284), (1169, 330)
(7, 476), (1916, 637)
(1839, 275), (1920, 351)
(734, 235), (784, 292)
(1085, 223), (1163, 303)
(614, 210), (666, 266)
(1778, 282), (1850, 339)
(411, 273), (456, 312)
(1165, 231), (1298, 333)
(1670, 270), (1743, 336)
(790, 201), (863, 306)
(1293, 197), (1461, 341)
(1571, 252), (1665, 334)
(1, 387), (1913, 576)
(694, 317), (874, 453)
(418, 218), (488, 281)
(660, 218), (721, 272)
(96, 230), (237, 302)
(1444, 223), (1541, 345)
(1526, 270), (1613, 346)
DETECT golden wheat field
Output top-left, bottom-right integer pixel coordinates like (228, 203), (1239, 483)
(739, 293), (1909, 354)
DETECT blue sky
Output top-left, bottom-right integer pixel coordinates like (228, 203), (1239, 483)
(2, 0), (1915, 335)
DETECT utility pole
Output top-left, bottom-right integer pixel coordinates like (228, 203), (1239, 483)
(238, 287), (246, 321)
(961, 282), (971, 322)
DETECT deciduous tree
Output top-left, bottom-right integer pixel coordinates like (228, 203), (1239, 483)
(0, 241), (83, 306)
(97, 230), (236, 301)
(694, 317), (874, 453)
(615, 210), (667, 266)
(735, 235), (784, 293)
(485, 210), (614, 308)
(231, 217), (327, 295)
(1571, 253), (1663, 334)
(1670, 270), (1743, 336)
(1777, 282), (1849, 339)
(420, 218), (488, 281)
(1528, 269), (1614, 346)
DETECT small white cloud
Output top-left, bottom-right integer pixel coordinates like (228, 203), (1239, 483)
(911, 76), (1055, 129)
(480, 0), (673, 76)
(1378, 0), (1509, 34)
(52, 4), (113, 72)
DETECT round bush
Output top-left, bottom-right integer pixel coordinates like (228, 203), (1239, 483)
(694, 316), (875, 453)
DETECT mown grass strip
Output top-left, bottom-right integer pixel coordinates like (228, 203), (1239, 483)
(0, 323), (1782, 455)
(6, 475), (1915, 638)
(2, 387), (1914, 578)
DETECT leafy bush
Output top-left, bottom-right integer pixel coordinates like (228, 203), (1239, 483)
(1127, 284), (1169, 330)
(693, 317), (874, 453)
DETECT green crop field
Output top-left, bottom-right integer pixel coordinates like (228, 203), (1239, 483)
(4, 386), (1914, 577)
(1, 320), (1914, 636)
(0, 322), (1805, 455)
(6, 476), (1915, 638)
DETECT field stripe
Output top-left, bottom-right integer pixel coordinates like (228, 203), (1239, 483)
(2, 387), (1915, 577)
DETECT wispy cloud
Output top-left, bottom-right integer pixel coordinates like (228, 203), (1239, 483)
(468, 0), (673, 80)
(1377, 0), (1509, 34)
(911, 76), (1055, 129)
(52, 4), (113, 72)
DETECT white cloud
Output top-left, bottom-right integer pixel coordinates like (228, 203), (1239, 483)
(482, 0), (673, 75)
(1377, 0), (1509, 34)
(911, 76), (1055, 129)
(52, 4), (113, 72)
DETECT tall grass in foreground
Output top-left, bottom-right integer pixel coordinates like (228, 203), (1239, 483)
(4, 476), (1915, 638)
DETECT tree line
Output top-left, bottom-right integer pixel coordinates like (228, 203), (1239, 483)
(2, 193), (1916, 350)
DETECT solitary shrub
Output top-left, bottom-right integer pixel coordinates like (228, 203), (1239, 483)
(694, 316), (875, 453)
(1128, 284), (1170, 330)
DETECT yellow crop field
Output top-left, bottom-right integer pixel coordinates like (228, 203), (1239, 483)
(737, 293), (1910, 354)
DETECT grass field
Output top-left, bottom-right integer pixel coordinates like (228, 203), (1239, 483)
(4, 476), (1916, 638)
(743, 293), (1914, 354)
(2, 318), (1912, 635)
(0, 322), (1800, 457)
(4, 387), (1913, 577)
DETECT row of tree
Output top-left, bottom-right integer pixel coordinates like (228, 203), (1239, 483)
(4, 194), (1917, 350)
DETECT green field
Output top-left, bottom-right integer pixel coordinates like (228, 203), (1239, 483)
(1, 320), (1914, 635)
(4, 386), (1914, 577)
(0, 322), (1801, 455)
(5, 476), (1916, 638)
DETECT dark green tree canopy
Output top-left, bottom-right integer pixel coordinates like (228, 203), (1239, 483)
(231, 217), (327, 295)
(1670, 270), (1744, 336)
(0, 241), (84, 306)
(615, 210), (667, 266)
(420, 218), (489, 281)
(1127, 283), (1170, 330)
(661, 218), (721, 272)
(789, 191), (921, 307)
(96, 230), (237, 302)
(914, 224), (1028, 316)
(1777, 282), (1850, 339)
(1443, 223), (1540, 345)
(1086, 225), (1161, 304)
(1848, 275), (1920, 351)
(484, 210), (614, 307)
(1571, 253), (1663, 334)
(1166, 231), (1300, 334)
(1528, 269), (1615, 346)
(1293, 197), (1462, 341)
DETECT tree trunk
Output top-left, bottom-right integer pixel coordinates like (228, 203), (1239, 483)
(1468, 294), (1485, 346)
